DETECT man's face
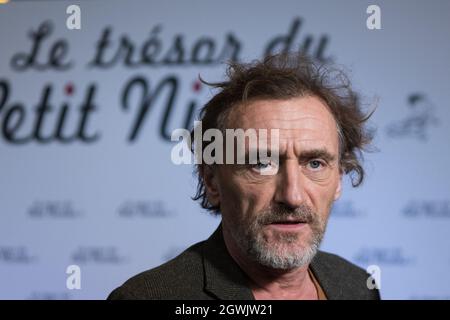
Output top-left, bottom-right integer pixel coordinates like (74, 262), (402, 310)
(205, 96), (342, 270)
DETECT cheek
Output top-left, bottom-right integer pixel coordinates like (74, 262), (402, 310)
(239, 183), (273, 213)
(215, 173), (245, 216)
(217, 170), (274, 217)
(307, 173), (340, 211)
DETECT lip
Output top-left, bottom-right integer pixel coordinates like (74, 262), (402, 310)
(268, 221), (308, 231)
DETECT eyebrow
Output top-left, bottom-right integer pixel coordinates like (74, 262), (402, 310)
(244, 147), (337, 163)
(296, 148), (337, 163)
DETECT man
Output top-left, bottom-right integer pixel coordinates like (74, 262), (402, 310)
(108, 52), (380, 300)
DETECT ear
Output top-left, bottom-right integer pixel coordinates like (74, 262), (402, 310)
(333, 174), (342, 201)
(203, 165), (221, 207)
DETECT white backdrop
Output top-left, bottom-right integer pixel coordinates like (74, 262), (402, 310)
(0, 0), (449, 299)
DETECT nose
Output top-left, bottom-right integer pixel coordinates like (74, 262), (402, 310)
(274, 160), (306, 209)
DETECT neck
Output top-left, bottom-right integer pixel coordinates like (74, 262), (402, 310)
(222, 224), (318, 300)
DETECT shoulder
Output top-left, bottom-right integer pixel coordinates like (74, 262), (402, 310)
(107, 241), (209, 300)
(313, 250), (367, 276)
(311, 250), (381, 300)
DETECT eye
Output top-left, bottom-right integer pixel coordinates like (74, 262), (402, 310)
(251, 160), (278, 175)
(254, 161), (270, 169)
(307, 159), (325, 170)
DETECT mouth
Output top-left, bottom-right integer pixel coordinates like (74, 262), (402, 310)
(267, 218), (308, 231)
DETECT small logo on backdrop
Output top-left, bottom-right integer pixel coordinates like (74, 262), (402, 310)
(0, 246), (36, 264)
(71, 246), (126, 264)
(118, 200), (174, 218)
(354, 247), (414, 266)
(28, 200), (82, 218)
(386, 93), (439, 141)
(410, 295), (450, 300)
(403, 200), (450, 219)
(330, 201), (364, 218)
(28, 292), (72, 300)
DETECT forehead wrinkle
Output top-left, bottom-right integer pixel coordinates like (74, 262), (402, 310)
(234, 115), (336, 130)
(276, 138), (338, 159)
(225, 96), (341, 157)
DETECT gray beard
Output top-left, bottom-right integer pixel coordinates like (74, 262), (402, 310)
(229, 205), (326, 270)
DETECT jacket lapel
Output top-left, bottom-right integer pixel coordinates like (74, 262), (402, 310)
(202, 224), (255, 300)
(310, 251), (344, 299)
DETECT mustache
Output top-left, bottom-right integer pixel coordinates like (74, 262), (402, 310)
(257, 204), (316, 225)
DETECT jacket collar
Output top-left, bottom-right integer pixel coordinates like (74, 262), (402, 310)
(309, 252), (344, 299)
(202, 223), (255, 299)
